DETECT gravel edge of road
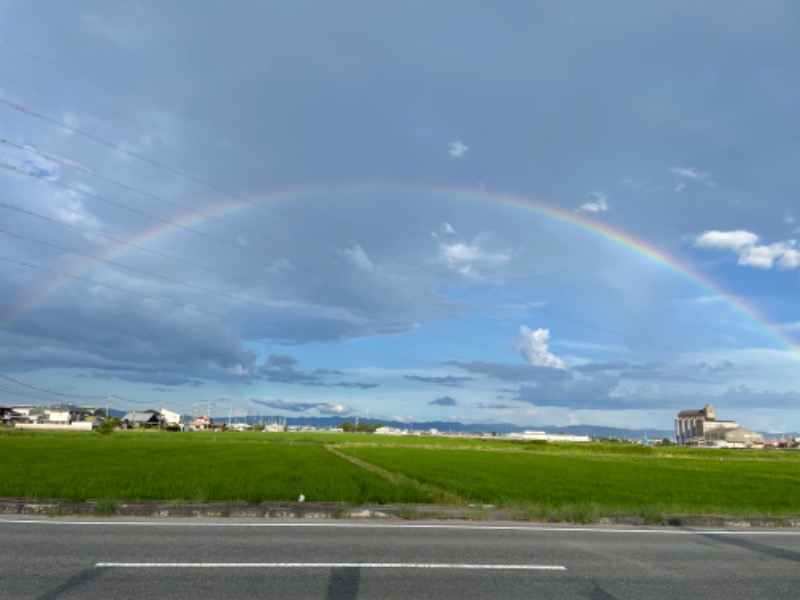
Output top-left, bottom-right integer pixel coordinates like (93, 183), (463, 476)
(1, 499), (799, 528)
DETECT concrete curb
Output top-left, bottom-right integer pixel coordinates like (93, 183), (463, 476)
(1, 499), (798, 528)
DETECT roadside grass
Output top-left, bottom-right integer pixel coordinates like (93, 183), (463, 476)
(0, 437), (431, 504)
(341, 446), (800, 518)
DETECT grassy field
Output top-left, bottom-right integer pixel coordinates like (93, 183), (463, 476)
(2, 429), (799, 520)
(0, 434), (431, 504)
(341, 445), (800, 519)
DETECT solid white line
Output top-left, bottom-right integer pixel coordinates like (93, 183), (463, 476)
(2, 519), (799, 535)
(95, 562), (566, 570)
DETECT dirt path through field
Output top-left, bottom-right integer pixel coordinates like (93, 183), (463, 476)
(325, 445), (464, 505)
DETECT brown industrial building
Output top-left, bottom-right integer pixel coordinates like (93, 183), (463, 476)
(675, 404), (763, 447)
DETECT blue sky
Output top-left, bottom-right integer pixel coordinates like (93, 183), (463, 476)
(1, 1), (799, 431)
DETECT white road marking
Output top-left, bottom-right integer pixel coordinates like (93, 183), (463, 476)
(95, 562), (566, 570)
(2, 518), (799, 535)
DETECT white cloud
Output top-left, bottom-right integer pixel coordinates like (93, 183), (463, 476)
(670, 166), (715, 191)
(49, 186), (102, 229)
(775, 245), (800, 269)
(695, 230), (800, 270)
(512, 326), (565, 370)
(695, 230), (760, 251)
(448, 140), (469, 158)
(266, 257), (294, 275)
(783, 213), (795, 225)
(440, 242), (509, 266)
(431, 222), (457, 238)
(576, 191), (610, 214)
(340, 243), (374, 271)
(670, 166), (709, 181)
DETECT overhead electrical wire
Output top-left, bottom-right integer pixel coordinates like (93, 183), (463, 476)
(0, 95), (721, 361)
(0, 373), (107, 399)
(0, 256), (225, 319)
(0, 161), (564, 360)
(1, 155), (698, 367)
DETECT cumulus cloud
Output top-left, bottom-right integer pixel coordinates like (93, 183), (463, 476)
(448, 140), (468, 158)
(576, 191), (610, 214)
(695, 230), (800, 270)
(670, 166), (715, 191)
(340, 243), (374, 271)
(695, 230), (760, 251)
(250, 398), (353, 415)
(512, 326), (565, 370)
(429, 396), (458, 406)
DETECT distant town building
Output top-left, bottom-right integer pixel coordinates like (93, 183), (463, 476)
(121, 410), (162, 429)
(674, 404), (763, 447)
(510, 431), (592, 443)
(262, 422), (286, 433)
(5, 404), (100, 430)
(374, 426), (407, 435)
(189, 415), (214, 430)
(160, 409), (182, 426)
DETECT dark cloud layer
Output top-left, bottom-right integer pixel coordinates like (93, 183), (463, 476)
(429, 396), (457, 406)
(404, 375), (473, 388)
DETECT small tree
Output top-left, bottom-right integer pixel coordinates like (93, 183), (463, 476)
(96, 417), (120, 435)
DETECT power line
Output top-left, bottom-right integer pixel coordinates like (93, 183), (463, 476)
(2, 230), (283, 311)
(2, 204), (519, 362)
(0, 161), (287, 264)
(0, 138), (295, 259)
(0, 373), (107, 399)
(0, 96), (722, 361)
(0, 202), (260, 288)
(0, 256), (224, 319)
(4, 230), (521, 366)
(0, 162), (727, 369)
(0, 161), (559, 359)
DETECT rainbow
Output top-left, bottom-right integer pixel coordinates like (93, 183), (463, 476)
(3, 182), (798, 359)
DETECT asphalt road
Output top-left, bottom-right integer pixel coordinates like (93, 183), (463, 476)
(1, 518), (799, 599)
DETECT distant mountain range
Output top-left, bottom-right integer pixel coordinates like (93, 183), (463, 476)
(222, 415), (675, 440)
(56, 408), (799, 440)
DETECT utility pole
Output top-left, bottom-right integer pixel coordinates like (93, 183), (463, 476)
(106, 395), (110, 419)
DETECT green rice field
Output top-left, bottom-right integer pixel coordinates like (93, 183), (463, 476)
(2, 429), (799, 520)
(342, 446), (800, 517)
(0, 434), (430, 504)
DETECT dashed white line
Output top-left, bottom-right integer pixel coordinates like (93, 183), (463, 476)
(95, 562), (566, 570)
